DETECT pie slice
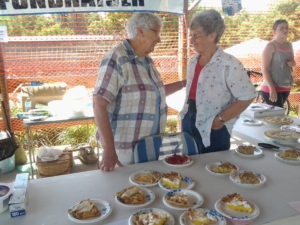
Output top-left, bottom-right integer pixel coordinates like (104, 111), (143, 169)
(116, 186), (146, 205)
(133, 212), (168, 225)
(165, 192), (193, 207)
(161, 172), (182, 189)
(134, 171), (161, 184)
(212, 162), (237, 173)
(68, 199), (101, 220)
(237, 145), (256, 155)
(279, 149), (300, 160)
(187, 208), (217, 225)
(238, 171), (260, 184)
(221, 193), (253, 213)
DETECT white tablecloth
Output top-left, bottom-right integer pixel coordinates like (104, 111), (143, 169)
(0, 149), (299, 225)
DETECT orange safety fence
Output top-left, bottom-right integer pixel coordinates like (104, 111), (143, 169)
(0, 1), (299, 146)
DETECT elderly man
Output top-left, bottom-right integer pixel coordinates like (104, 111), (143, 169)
(93, 12), (184, 171)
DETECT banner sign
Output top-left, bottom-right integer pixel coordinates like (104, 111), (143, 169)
(0, 0), (185, 16)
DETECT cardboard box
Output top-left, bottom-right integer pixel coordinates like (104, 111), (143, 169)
(241, 103), (285, 118)
(8, 173), (29, 218)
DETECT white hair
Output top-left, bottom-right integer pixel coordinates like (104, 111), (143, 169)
(126, 12), (161, 39)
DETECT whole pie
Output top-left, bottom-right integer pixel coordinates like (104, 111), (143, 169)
(264, 130), (300, 141)
(134, 171), (161, 184)
(68, 199), (101, 220)
(263, 116), (293, 125)
(237, 145), (256, 155)
(116, 186), (146, 205)
(238, 171), (260, 184)
(221, 193), (253, 213)
(212, 162), (237, 174)
(279, 149), (300, 160)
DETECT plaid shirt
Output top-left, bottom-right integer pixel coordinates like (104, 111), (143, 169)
(94, 40), (167, 151)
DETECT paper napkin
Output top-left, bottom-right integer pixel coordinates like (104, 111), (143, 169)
(288, 201), (300, 213)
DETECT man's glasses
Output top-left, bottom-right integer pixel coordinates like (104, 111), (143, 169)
(189, 32), (206, 40)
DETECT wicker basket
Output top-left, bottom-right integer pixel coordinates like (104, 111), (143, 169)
(36, 150), (73, 177)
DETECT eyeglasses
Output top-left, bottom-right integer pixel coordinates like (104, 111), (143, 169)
(189, 32), (206, 40)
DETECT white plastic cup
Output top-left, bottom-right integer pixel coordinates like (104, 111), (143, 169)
(0, 184), (12, 214)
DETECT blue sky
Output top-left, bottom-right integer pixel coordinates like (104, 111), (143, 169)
(199, 0), (274, 12)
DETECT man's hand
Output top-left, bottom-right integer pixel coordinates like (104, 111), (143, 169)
(98, 150), (124, 172)
(269, 88), (278, 102)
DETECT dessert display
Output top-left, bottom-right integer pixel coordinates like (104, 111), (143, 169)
(68, 199), (101, 220)
(187, 208), (218, 225)
(237, 145), (256, 155)
(221, 193), (253, 213)
(134, 171), (162, 184)
(165, 154), (190, 165)
(161, 172), (182, 189)
(263, 116), (293, 126)
(264, 130), (300, 141)
(238, 171), (260, 184)
(132, 212), (168, 225)
(278, 149), (300, 160)
(116, 186), (146, 205)
(165, 192), (193, 208)
(211, 162), (237, 174)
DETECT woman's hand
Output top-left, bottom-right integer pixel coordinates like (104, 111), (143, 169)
(98, 149), (123, 172)
(287, 59), (296, 67)
(269, 88), (278, 102)
(211, 117), (224, 130)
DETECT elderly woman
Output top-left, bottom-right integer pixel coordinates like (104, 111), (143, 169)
(180, 9), (256, 154)
(261, 19), (296, 107)
(93, 12), (184, 171)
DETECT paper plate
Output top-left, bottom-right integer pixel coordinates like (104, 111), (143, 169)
(163, 189), (204, 210)
(275, 152), (300, 165)
(205, 162), (239, 176)
(129, 170), (161, 187)
(162, 156), (193, 168)
(215, 197), (260, 221)
(234, 147), (264, 159)
(179, 208), (227, 225)
(67, 199), (112, 224)
(128, 208), (175, 225)
(229, 170), (266, 188)
(115, 187), (155, 208)
(241, 119), (263, 126)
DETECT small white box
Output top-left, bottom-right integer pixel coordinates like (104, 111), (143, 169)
(9, 173), (29, 218)
(241, 103), (285, 118)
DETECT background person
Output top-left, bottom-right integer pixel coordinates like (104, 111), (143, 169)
(93, 12), (184, 172)
(261, 19), (296, 108)
(180, 9), (256, 154)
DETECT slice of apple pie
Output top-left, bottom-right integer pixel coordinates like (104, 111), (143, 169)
(68, 199), (101, 220)
(116, 186), (146, 205)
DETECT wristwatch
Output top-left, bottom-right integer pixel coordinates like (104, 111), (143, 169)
(217, 115), (225, 123)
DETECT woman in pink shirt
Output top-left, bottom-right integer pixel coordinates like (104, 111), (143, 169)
(261, 19), (296, 108)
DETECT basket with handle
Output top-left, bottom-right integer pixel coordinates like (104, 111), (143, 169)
(36, 150), (73, 177)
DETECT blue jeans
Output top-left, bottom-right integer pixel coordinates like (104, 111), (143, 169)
(182, 100), (230, 154)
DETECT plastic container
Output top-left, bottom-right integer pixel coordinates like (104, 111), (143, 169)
(0, 183), (12, 214)
(0, 154), (15, 174)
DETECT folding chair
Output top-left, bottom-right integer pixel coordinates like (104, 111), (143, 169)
(133, 132), (198, 163)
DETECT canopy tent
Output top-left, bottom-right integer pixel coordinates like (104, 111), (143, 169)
(224, 38), (268, 70)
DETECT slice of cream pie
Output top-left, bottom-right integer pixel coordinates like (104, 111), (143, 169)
(161, 172), (182, 189)
(187, 208), (217, 225)
(222, 193), (253, 213)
